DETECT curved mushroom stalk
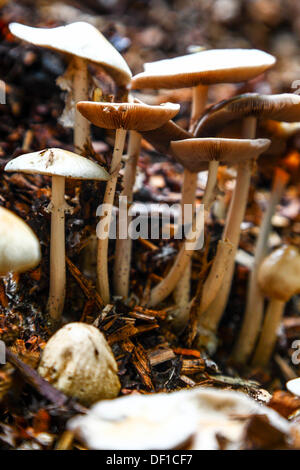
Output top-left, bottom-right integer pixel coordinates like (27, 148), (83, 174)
(233, 168), (290, 364)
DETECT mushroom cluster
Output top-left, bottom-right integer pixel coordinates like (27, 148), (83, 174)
(3, 18), (300, 414)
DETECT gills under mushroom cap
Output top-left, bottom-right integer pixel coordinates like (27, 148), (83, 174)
(170, 137), (270, 172)
(77, 101), (180, 131)
(196, 93), (300, 137)
(0, 207), (41, 275)
(9, 21), (132, 86)
(258, 245), (300, 302)
(5, 148), (109, 180)
(131, 49), (275, 90)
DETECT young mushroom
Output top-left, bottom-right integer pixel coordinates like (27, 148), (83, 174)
(38, 322), (120, 405)
(148, 137), (270, 309)
(77, 101), (180, 304)
(5, 148), (109, 322)
(0, 206), (41, 275)
(9, 22), (132, 153)
(251, 245), (300, 367)
(132, 49), (275, 311)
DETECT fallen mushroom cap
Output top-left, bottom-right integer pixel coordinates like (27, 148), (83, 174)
(77, 101), (180, 131)
(170, 137), (270, 172)
(5, 148), (109, 180)
(0, 207), (41, 275)
(131, 49), (275, 90)
(286, 378), (300, 396)
(38, 322), (121, 405)
(258, 245), (300, 302)
(68, 386), (289, 450)
(9, 22), (132, 86)
(196, 93), (300, 138)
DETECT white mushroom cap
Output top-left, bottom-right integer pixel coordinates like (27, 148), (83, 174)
(286, 378), (300, 396)
(9, 22), (132, 86)
(132, 49), (275, 89)
(38, 322), (120, 406)
(0, 207), (41, 275)
(5, 148), (109, 180)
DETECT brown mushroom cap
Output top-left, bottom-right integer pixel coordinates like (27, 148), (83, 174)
(5, 148), (109, 180)
(0, 207), (41, 275)
(131, 49), (275, 90)
(76, 101), (180, 131)
(9, 22), (132, 86)
(196, 93), (300, 138)
(170, 137), (270, 172)
(258, 245), (300, 302)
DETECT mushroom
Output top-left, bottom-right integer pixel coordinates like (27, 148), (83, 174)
(9, 22), (132, 153)
(0, 206), (41, 275)
(251, 245), (300, 367)
(148, 137), (270, 308)
(196, 93), (300, 356)
(132, 49), (275, 311)
(38, 322), (120, 405)
(77, 101), (180, 304)
(113, 101), (181, 299)
(5, 148), (109, 322)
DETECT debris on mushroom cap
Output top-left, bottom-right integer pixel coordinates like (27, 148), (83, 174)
(258, 245), (300, 302)
(170, 137), (270, 172)
(68, 386), (290, 450)
(131, 49), (275, 90)
(286, 378), (300, 396)
(76, 101), (180, 131)
(196, 93), (300, 138)
(5, 148), (109, 180)
(38, 322), (120, 406)
(0, 207), (41, 275)
(9, 22), (132, 86)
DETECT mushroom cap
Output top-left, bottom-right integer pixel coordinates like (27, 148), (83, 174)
(9, 22), (132, 86)
(76, 101), (180, 131)
(196, 93), (300, 138)
(286, 378), (300, 396)
(38, 322), (120, 406)
(170, 137), (270, 172)
(131, 49), (275, 90)
(258, 245), (300, 301)
(0, 207), (41, 275)
(5, 148), (109, 180)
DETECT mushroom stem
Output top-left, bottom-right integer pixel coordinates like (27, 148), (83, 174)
(73, 57), (90, 154)
(149, 161), (218, 308)
(251, 298), (285, 367)
(97, 128), (127, 304)
(174, 84), (208, 311)
(48, 175), (67, 321)
(233, 167), (289, 364)
(113, 130), (141, 298)
(198, 115), (256, 339)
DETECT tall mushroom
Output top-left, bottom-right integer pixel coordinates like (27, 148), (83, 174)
(5, 148), (109, 322)
(194, 93), (300, 356)
(9, 22), (132, 153)
(148, 137), (270, 310)
(0, 206), (41, 275)
(251, 245), (300, 367)
(132, 49), (275, 311)
(77, 101), (180, 304)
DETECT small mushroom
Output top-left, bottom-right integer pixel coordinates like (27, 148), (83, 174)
(77, 101), (180, 304)
(133, 49), (275, 311)
(38, 322), (120, 405)
(148, 137), (270, 308)
(251, 245), (300, 367)
(5, 148), (109, 322)
(9, 22), (132, 153)
(0, 206), (41, 275)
